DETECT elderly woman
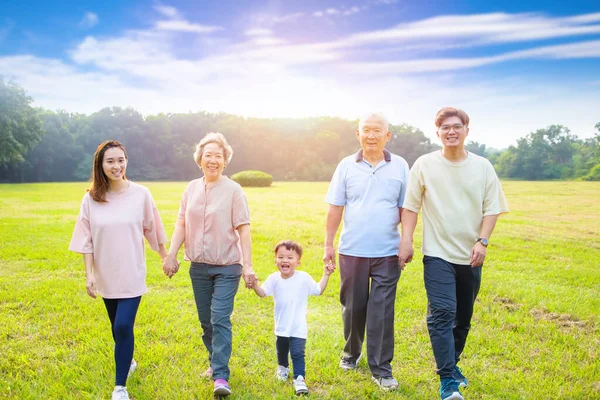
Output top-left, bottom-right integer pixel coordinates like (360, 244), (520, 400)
(162, 132), (255, 397)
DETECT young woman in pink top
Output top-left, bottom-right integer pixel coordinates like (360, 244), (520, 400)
(162, 132), (256, 397)
(69, 140), (168, 400)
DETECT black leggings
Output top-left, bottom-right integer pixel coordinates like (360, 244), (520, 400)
(103, 296), (141, 386)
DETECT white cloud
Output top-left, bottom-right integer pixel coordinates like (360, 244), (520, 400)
(313, 11), (324, 18)
(153, 5), (180, 18)
(79, 12), (98, 28)
(255, 12), (305, 25)
(330, 12), (600, 49)
(154, 20), (222, 33)
(244, 28), (273, 36)
(343, 7), (361, 16)
(1, 11), (599, 148)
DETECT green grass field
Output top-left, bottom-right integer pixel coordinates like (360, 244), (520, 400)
(1, 181), (599, 399)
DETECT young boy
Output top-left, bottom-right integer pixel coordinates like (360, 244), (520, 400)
(252, 240), (335, 396)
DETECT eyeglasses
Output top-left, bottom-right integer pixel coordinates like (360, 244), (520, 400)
(439, 124), (466, 133)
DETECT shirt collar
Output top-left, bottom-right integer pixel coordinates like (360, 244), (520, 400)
(355, 149), (392, 163)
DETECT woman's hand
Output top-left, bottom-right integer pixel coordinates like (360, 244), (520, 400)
(162, 255), (180, 278)
(85, 275), (97, 298)
(242, 265), (257, 289)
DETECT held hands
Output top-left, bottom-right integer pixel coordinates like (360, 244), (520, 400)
(162, 255), (180, 278)
(398, 239), (414, 270)
(324, 262), (336, 276)
(323, 245), (336, 267)
(242, 265), (257, 289)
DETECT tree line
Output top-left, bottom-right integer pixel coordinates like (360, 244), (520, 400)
(1, 78), (599, 183)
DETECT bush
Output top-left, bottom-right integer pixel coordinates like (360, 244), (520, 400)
(231, 170), (273, 187)
(582, 164), (600, 181)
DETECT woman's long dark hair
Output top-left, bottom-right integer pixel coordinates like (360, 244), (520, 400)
(88, 140), (128, 203)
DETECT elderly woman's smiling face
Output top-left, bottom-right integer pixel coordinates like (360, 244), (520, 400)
(200, 142), (225, 182)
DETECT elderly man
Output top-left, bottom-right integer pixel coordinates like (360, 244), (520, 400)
(323, 112), (409, 390)
(399, 107), (508, 400)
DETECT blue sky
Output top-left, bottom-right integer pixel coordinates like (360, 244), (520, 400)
(1, 0), (599, 148)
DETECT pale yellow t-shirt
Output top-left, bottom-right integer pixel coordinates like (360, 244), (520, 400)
(403, 151), (509, 265)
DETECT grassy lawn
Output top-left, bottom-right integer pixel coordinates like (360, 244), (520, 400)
(0, 181), (599, 399)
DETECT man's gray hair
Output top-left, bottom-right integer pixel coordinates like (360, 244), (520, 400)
(193, 132), (233, 165)
(358, 112), (389, 131)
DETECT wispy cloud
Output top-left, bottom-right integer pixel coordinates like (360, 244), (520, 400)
(314, 6), (363, 18)
(154, 20), (222, 33)
(1, 10), (599, 148)
(153, 5), (180, 18)
(244, 28), (273, 37)
(79, 12), (98, 28)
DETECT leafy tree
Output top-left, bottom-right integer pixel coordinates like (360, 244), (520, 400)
(0, 78), (43, 166)
(466, 141), (487, 157)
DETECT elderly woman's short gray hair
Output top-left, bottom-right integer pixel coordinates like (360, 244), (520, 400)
(193, 132), (233, 165)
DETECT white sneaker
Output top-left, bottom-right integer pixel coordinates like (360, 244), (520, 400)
(276, 365), (290, 381)
(128, 359), (137, 378)
(371, 375), (399, 391)
(111, 386), (130, 400)
(293, 375), (309, 395)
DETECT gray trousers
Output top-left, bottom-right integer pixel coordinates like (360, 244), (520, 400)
(189, 262), (242, 381)
(339, 254), (401, 377)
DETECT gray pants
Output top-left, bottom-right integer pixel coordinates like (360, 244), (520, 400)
(423, 256), (481, 379)
(339, 254), (401, 377)
(189, 262), (242, 381)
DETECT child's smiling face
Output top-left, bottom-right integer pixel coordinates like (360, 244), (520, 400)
(275, 246), (301, 279)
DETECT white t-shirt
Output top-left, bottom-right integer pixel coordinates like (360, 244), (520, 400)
(403, 151), (509, 265)
(261, 270), (322, 339)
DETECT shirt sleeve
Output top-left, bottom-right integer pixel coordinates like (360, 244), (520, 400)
(398, 158), (410, 208)
(261, 273), (276, 297)
(324, 160), (346, 206)
(308, 274), (322, 296)
(177, 183), (190, 220)
(402, 158), (424, 213)
(68, 194), (94, 254)
(232, 186), (251, 229)
(143, 189), (168, 251)
(483, 161), (510, 216)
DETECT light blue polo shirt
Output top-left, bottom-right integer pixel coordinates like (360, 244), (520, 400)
(325, 149), (409, 258)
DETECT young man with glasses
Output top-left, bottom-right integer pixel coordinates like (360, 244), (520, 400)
(399, 107), (509, 400)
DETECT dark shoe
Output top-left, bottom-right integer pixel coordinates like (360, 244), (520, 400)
(453, 365), (468, 388)
(440, 378), (463, 400)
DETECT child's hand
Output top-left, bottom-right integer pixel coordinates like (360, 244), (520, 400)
(325, 262), (336, 275)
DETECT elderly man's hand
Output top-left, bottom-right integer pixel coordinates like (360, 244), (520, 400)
(323, 245), (337, 267)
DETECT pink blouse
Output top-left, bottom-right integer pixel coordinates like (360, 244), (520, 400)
(69, 182), (167, 298)
(178, 176), (250, 266)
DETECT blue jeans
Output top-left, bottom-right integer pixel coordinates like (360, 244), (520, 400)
(276, 336), (307, 379)
(189, 263), (241, 381)
(423, 256), (481, 379)
(103, 296), (141, 386)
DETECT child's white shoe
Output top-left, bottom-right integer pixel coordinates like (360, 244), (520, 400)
(112, 386), (130, 400)
(276, 365), (290, 381)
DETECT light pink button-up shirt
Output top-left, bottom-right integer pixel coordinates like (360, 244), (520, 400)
(178, 176), (250, 266)
(69, 182), (168, 298)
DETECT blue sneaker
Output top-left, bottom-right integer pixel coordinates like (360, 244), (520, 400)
(440, 378), (463, 400)
(453, 365), (468, 388)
